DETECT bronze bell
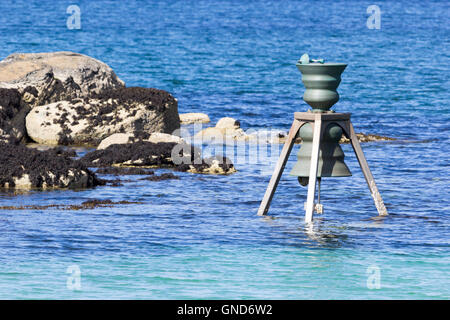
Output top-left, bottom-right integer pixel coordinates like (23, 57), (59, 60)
(290, 122), (351, 186)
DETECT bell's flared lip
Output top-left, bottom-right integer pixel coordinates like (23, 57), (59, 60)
(296, 62), (348, 67)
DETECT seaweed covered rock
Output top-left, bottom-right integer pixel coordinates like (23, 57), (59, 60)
(0, 51), (125, 107)
(80, 141), (185, 167)
(175, 156), (236, 175)
(80, 141), (236, 175)
(25, 87), (180, 145)
(0, 88), (30, 144)
(0, 142), (101, 189)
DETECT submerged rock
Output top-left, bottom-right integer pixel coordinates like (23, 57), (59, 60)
(25, 87), (180, 145)
(0, 88), (30, 144)
(339, 133), (396, 144)
(140, 173), (180, 181)
(0, 142), (101, 189)
(0, 199), (141, 211)
(0, 51), (125, 107)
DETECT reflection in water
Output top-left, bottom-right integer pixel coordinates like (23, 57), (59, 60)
(259, 214), (347, 248)
(303, 218), (347, 247)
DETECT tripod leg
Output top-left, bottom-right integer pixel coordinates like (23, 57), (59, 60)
(348, 121), (388, 216)
(305, 116), (323, 223)
(257, 119), (303, 216)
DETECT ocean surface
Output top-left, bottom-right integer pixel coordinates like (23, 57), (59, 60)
(0, 0), (449, 299)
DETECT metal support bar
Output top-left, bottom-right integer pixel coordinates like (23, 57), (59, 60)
(348, 121), (388, 216)
(257, 119), (304, 216)
(304, 115), (323, 223)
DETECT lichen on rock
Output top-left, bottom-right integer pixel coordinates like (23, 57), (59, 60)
(25, 87), (180, 146)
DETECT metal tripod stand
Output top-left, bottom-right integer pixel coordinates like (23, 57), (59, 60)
(257, 112), (388, 223)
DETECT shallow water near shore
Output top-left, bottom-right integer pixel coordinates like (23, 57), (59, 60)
(0, 0), (449, 299)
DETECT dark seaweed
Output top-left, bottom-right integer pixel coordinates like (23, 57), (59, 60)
(80, 141), (178, 167)
(87, 87), (176, 112)
(0, 199), (141, 211)
(0, 142), (101, 188)
(0, 88), (28, 144)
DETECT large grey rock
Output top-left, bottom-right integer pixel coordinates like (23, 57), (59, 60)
(0, 51), (125, 107)
(0, 88), (30, 144)
(25, 87), (180, 146)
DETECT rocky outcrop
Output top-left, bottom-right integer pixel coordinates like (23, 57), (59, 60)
(180, 113), (210, 124)
(0, 88), (30, 144)
(0, 142), (101, 189)
(25, 87), (180, 145)
(0, 52), (181, 147)
(0, 51), (125, 107)
(80, 141), (236, 175)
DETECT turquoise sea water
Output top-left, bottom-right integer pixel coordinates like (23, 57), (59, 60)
(0, 0), (449, 299)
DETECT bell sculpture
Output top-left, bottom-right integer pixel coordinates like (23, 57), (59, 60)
(291, 122), (352, 186)
(258, 54), (388, 223)
(290, 59), (351, 187)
